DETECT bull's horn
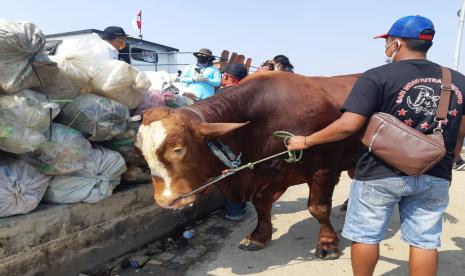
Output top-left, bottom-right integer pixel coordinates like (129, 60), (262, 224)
(192, 121), (249, 137)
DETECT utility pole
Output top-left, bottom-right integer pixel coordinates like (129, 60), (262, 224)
(453, 0), (465, 71)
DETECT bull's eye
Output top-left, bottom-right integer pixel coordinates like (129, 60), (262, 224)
(173, 147), (186, 156)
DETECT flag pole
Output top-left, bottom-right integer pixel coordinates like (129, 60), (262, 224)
(454, 0), (465, 71)
(139, 10), (143, 40)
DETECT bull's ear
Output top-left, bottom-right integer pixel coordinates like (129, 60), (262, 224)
(192, 121), (249, 137)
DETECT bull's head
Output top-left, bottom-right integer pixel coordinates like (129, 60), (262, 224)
(136, 107), (248, 209)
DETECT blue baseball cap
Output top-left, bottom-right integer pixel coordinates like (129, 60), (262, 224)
(374, 15), (435, 41)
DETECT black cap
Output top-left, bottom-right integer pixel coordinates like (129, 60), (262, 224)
(224, 63), (248, 80)
(193, 48), (213, 57)
(102, 26), (130, 40)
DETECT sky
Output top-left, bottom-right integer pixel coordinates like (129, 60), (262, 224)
(3, 0), (465, 76)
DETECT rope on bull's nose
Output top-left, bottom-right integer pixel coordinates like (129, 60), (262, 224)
(273, 131), (303, 163)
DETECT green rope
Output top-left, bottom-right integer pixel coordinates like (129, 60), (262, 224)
(273, 131), (303, 163)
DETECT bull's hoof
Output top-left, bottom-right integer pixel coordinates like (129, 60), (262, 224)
(238, 237), (266, 251)
(315, 247), (340, 260)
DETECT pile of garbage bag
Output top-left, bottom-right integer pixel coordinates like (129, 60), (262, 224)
(20, 123), (92, 175)
(134, 89), (165, 115)
(58, 94), (132, 141)
(53, 33), (150, 108)
(0, 89), (59, 153)
(90, 60), (151, 109)
(0, 157), (51, 217)
(0, 19), (201, 215)
(0, 20), (57, 94)
(43, 56), (88, 104)
(43, 146), (126, 204)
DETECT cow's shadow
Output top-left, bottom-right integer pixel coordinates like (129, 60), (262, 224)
(207, 197), (401, 275)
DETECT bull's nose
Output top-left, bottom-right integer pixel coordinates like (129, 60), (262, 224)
(154, 194), (196, 209)
(154, 195), (178, 208)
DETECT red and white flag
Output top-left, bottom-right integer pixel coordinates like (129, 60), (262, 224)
(132, 10), (142, 31)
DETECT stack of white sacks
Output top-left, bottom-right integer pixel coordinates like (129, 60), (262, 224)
(0, 19), (164, 217)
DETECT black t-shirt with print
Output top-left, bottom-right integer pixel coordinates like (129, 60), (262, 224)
(342, 59), (465, 181)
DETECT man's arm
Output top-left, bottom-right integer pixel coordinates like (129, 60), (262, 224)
(287, 112), (367, 150)
(180, 65), (194, 84)
(205, 68), (222, 87)
(454, 116), (465, 162)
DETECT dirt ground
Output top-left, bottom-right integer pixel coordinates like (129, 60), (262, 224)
(186, 171), (465, 276)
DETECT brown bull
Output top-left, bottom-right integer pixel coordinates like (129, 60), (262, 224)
(136, 71), (360, 259)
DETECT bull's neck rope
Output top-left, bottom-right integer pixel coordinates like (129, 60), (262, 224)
(170, 131), (303, 204)
(181, 107), (242, 169)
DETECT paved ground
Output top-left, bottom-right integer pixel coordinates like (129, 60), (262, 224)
(108, 170), (465, 276)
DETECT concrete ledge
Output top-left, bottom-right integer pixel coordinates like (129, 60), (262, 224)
(0, 183), (224, 276)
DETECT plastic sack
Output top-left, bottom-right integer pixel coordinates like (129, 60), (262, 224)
(0, 20), (58, 93)
(144, 71), (174, 90)
(90, 60), (151, 109)
(20, 123), (92, 175)
(42, 56), (89, 104)
(43, 146), (127, 204)
(0, 89), (60, 153)
(134, 89), (165, 115)
(54, 33), (112, 76)
(162, 90), (194, 108)
(58, 94), (132, 141)
(0, 157), (51, 217)
(103, 121), (146, 167)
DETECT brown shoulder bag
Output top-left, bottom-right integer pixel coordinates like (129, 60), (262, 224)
(360, 66), (452, 176)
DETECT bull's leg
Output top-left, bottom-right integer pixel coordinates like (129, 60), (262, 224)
(308, 169), (341, 260)
(239, 186), (287, 251)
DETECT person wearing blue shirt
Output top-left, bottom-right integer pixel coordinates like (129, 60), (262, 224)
(180, 48), (221, 100)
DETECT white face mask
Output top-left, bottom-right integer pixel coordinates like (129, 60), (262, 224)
(384, 40), (400, 64)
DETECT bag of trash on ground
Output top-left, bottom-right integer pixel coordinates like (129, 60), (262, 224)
(0, 20), (58, 93)
(43, 146), (127, 204)
(20, 123), (92, 175)
(0, 157), (51, 217)
(134, 89), (165, 115)
(90, 60), (151, 109)
(0, 89), (60, 153)
(57, 94), (133, 141)
(42, 56), (89, 105)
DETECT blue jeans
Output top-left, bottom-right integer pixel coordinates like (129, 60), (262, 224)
(342, 175), (449, 249)
(225, 199), (247, 217)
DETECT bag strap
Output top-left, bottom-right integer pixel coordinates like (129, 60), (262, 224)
(436, 67), (452, 121)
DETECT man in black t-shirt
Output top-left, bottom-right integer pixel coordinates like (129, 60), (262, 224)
(287, 15), (465, 276)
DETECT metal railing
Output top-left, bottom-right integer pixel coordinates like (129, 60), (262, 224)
(118, 51), (259, 72)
